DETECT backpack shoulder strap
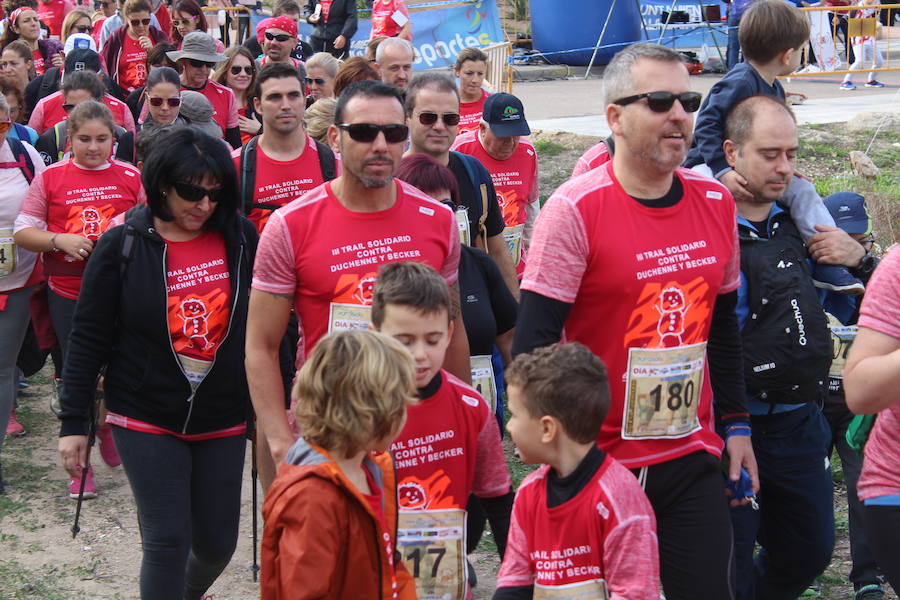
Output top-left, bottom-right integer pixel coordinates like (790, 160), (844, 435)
(452, 151), (491, 248)
(314, 138), (336, 181)
(54, 122), (67, 163)
(240, 135), (259, 215)
(119, 222), (136, 280)
(38, 67), (61, 101)
(6, 136), (34, 184)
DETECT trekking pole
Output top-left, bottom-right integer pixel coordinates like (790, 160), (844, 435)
(72, 398), (97, 539)
(250, 422), (260, 582)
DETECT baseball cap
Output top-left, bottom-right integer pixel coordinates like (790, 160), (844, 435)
(64, 48), (102, 74)
(824, 192), (872, 235)
(64, 33), (97, 54)
(482, 93), (530, 137)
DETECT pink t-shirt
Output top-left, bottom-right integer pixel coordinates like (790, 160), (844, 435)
(521, 163), (740, 469)
(856, 247), (900, 500)
(572, 140), (612, 178)
(370, 0), (409, 38)
(496, 454), (659, 598)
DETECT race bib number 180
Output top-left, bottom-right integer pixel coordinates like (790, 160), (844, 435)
(398, 509), (467, 600)
(622, 342), (705, 440)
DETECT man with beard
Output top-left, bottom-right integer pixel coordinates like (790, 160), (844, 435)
(512, 43), (757, 600)
(246, 80), (468, 470)
(724, 95), (866, 600)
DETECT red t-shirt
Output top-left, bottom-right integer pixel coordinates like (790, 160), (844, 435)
(572, 141), (612, 178)
(18, 159), (143, 299)
(30, 91), (136, 135)
(370, 0), (409, 38)
(451, 130), (539, 276)
(92, 17), (105, 47)
(320, 0), (332, 22)
(252, 179), (460, 367)
(521, 163), (741, 468)
(458, 89), (488, 135)
(117, 33), (149, 92)
(165, 231), (231, 364)
(230, 136), (325, 233)
(496, 455), (659, 598)
(32, 49), (45, 75)
(36, 0), (71, 37)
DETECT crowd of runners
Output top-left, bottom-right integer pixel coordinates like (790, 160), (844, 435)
(0, 0), (899, 598)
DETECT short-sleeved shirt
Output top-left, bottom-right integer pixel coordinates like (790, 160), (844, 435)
(36, 0), (73, 38)
(252, 179), (460, 367)
(496, 456), (659, 598)
(231, 135), (325, 233)
(29, 91), (136, 135)
(458, 89), (489, 135)
(856, 247), (900, 500)
(572, 140), (612, 178)
(447, 152), (505, 242)
(370, 0), (409, 38)
(521, 162), (740, 469)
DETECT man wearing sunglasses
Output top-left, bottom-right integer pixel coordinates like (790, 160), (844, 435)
(165, 32), (241, 149)
(305, 0), (357, 60)
(258, 16), (305, 76)
(247, 80), (467, 476)
(513, 43), (757, 600)
(406, 72), (519, 300)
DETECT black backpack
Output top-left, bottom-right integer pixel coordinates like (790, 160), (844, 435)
(739, 214), (832, 403)
(238, 135), (336, 216)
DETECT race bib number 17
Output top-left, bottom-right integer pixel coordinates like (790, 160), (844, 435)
(398, 509), (466, 600)
(622, 342), (705, 440)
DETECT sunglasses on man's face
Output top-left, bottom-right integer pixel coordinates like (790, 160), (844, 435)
(148, 96), (181, 107)
(72, 24), (92, 33)
(188, 59), (215, 69)
(613, 91), (703, 113)
(304, 77), (326, 86)
(265, 32), (291, 42)
(336, 123), (409, 144)
(230, 65), (253, 75)
(129, 18), (151, 27)
(416, 111), (460, 127)
(172, 180), (223, 203)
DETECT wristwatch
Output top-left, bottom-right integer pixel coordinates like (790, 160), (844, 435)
(855, 251), (877, 276)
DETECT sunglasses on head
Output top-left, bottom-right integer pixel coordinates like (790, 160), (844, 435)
(230, 65), (253, 75)
(72, 24), (91, 33)
(304, 77), (326, 86)
(416, 111), (460, 127)
(265, 32), (291, 42)
(0, 120), (11, 134)
(173, 16), (198, 27)
(188, 58), (215, 69)
(129, 18), (151, 27)
(613, 91), (702, 113)
(148, 96), (181, 107)
(336, 123), (409, 144)
(172, 180), (223, 203)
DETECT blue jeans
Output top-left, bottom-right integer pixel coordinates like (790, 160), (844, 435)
(727, 10), (742, 70)
(731, 402), (835, 600)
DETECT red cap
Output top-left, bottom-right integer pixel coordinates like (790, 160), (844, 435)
(265, 15), (298, 37)
(255, 17), (273, 43)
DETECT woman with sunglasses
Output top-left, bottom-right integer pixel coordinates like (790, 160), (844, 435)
(15, 100), (144, 499)
(57, 126), (257, 600)
(0, 93), (46, 495)
(117, 66), (184, 163)
(100, 0), (170, 94)
(212, 46), (259, 146)
(123, 42), (177, 122)
(304, 51), (337, 103)
(0, 7), (64, 75)
(61, 9), (93, 45)
(171, 0), (225, 54)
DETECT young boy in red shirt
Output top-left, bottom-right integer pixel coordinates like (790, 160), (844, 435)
(495, 343), (660, 599)
(371, 261), (514, 600)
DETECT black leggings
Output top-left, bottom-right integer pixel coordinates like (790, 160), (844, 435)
(864, 504), (900, 594)
(111, 426), (246, 600)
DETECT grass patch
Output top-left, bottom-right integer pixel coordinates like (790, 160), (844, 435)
(533, 139), (567, 157)
(0, 560), (70, 600)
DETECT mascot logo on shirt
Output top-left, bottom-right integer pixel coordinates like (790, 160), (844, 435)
(178, 298), (215, 351)
(332, 271), (378, 306)
(498, 190), (526, 227)
(167, 289), (230, 356)
(623, 277), (711, 349)
(397, 471), (458, 510)
(66, 205), (117, 240)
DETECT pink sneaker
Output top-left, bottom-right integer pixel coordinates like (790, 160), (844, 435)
(68, 466), (97, 500)
(5, 410), (24, 437)
(96, 425), (121, 468)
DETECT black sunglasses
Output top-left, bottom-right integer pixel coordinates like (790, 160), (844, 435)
(417, 111), (460, 127)
(613, 91), (702, 113)
(62, 103), (75, 112)
(172, 181), (223, 203)
(72, 24), (92, 33)
(336, 123), (409, 144)
(304, 77), (326, 85)
(230, 65), (253, 75)
(265, 32), (291, 42)
(129, 18), (151, 27)
(148, 96), (181, 107)
(188, 58), (215, 69)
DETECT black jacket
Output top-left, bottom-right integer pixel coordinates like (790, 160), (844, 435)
(305, 0), (358, 42)
(58, 204), (258, 437)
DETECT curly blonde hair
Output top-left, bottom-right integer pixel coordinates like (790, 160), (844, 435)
(294, 330), (416, 457)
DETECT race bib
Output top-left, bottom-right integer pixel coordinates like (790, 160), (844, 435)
(502, 224), (524, 267)
(328, 302), (372, 333)
(622, 342), (705, 439)
(455, 207), (470, 247)
(0, 228), (16, 277)
(178, 355), (213, 390)
(828, 320), (857, 380)
(398, 509), (467, 600)
(534, 580), (609, 600)
(470, 354), (497, 413)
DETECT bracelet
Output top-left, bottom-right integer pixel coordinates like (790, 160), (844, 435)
(50, 233), (59, 252)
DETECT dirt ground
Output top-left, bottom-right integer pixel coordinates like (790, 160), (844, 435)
(1, 120), (898, 599)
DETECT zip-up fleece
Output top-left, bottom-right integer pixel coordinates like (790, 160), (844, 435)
(262, 438), (417, 600)
(58, 204), (257, 436)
